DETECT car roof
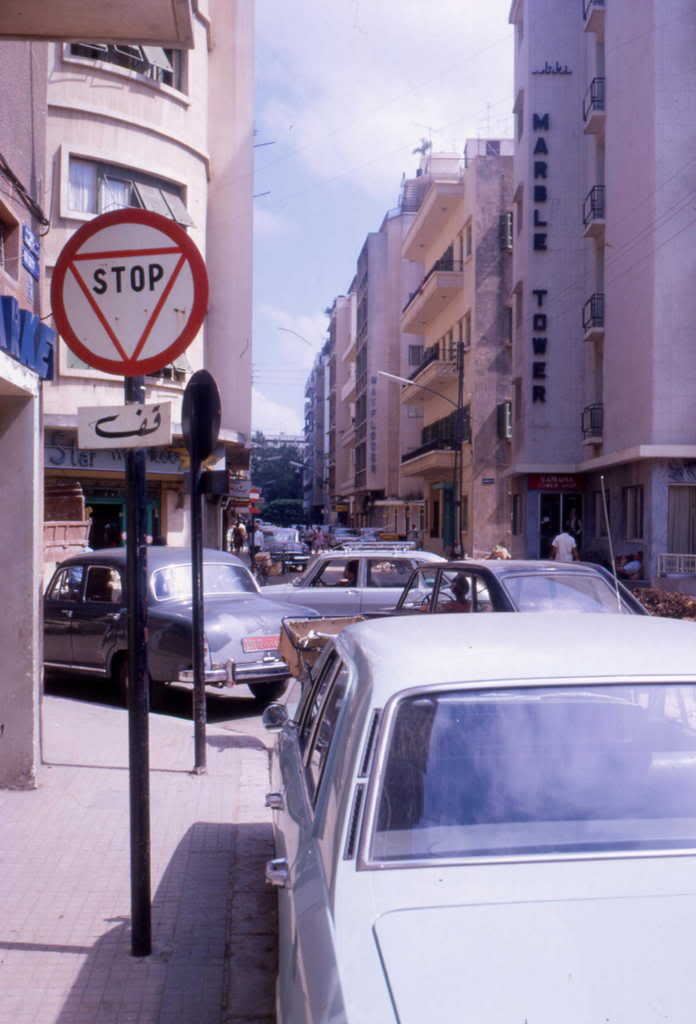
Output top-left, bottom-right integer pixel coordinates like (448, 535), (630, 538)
(54, 546), (246, 571)
(427, 559), (612, 577)
(313, 548), (442, 561)
(335, 613), (696, 701)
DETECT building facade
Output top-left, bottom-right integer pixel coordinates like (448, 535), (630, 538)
(508, 0), (696, 585)
(400, 143), (514, 556)
(41, 1), (254, 570)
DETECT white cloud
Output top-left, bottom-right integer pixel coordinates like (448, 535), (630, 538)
(253, 206), (295, 239)
(257, 304), (328, 372)
(257, 0), (514, 199)
(252, 387), (304, 434)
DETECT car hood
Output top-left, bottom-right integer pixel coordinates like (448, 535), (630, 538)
(373, 893), (696, 1023)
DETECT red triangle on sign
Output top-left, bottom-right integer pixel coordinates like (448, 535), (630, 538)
(68, 246), (187, 364)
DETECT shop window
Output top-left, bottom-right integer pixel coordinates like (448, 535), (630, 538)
(68, 157), (193, 225)
(68, 43), (185, 91)
(623, 485), (644, 541)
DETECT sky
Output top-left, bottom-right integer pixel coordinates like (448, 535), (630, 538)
(251, 0), (514, 435)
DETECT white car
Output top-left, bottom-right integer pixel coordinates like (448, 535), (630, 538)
(264, 613), (696, 1023)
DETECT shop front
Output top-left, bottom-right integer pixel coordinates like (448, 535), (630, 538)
(513, 474), (585, 560)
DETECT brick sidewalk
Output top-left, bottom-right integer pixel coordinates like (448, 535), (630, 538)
(0, 696), (276, 1024)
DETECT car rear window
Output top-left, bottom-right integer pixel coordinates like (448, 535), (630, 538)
(371, 684), (696, 863)
(502, 572), (631, 613)
(151, 562), (257, 600)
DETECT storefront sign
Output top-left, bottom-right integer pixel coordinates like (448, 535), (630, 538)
(532, 62), (572, 76)
(528, 474), (581, 492)
(45, 431), (185, 474)
(0, 295), (54, 380)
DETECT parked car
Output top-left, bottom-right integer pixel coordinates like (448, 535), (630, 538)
(265, 528), (310, 573)
(395, 559), (646, 615)
(43, 547), (318, 704)
(328, 527), (361, 548)
(264, 548), (444, 617)
(263, 613), (696, 1023)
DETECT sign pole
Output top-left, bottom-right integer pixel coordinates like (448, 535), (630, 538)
(190, 450), (206, 774)
(125, 374), (152, 957)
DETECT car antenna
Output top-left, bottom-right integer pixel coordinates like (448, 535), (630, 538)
(600, 474), (622, 612)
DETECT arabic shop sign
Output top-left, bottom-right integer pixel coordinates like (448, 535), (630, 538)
(0, 295), (55, 380)
(78, 402), (172, 450)
(532, 61), (572, 76)
(531, 112), (550, 405)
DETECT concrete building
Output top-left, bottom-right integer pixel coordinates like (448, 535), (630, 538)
(400, 143), (514, 557)
(303, 345), (330, 522)
(0, 2), (197, 788)
(332, 293), (356, 524)
(41, 1), (254, 568)
(508, 0), (696, 586)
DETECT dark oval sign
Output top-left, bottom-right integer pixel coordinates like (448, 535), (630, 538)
(182, 369), (221, 463)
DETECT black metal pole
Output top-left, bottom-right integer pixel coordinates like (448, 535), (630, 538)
(191, 454), (207, 773)
(125, 374), (151, 958)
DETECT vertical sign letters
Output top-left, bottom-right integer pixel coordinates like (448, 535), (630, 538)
(531, 113), (549, 403)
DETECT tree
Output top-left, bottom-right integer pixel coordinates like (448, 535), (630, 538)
(262, 498), (305, 526)
(250, 431), (304, 506)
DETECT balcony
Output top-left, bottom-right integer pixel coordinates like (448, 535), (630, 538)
(402, 180), (466, 261)
(341, 370), (356, 403)
(400, 439), (456, 478)
(583, 185), (605, 240)
(584, 77), (606, 134)
(400, 340), (458, 404)
(582, 403), (603, 444)
(583, 293), (605, 342)
(401, 258), (465, 333)
(0, 0), (194, 46)
(583, 0), (605, 37)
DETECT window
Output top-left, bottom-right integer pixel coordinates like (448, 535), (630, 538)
(594, 490), (611, 539)
(68, 158), (193, 225)
(85, 566), (122, 604)
(68, 43), (184, 91)
(503, 573), (632, 613)
(465, 221), (473, 258)
(312, 558), (360, 588)
(306, 664), (349, 801)
(47, 565), (85, 602)
(152, 563), (256, 601)
(298, 652), (339, 752)
(0, 211), (19, 280)
(514, 90), (524, 142)
(371, 683), (696, 863)
(399, 567), (439, 610)
(433, 571), (491, 613)
(407, 405), (424, 419)
(668, 487), (696, 554)
(624, 485), (644, 541)
(366, 559), (414, 588)
(408, 344), (424, 366)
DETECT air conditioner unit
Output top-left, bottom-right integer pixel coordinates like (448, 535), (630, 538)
(497, 400), (513, 440)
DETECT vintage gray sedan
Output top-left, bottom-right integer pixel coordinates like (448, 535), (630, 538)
(265, 613), (696, 1023)
(44, 546), (317, 704)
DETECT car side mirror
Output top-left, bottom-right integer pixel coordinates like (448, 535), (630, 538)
(262, 703), (289, 731)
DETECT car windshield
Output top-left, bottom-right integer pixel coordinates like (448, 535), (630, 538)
(371, 684), (696, 863)
(151, 562), (257, 601)
(501, 572), (631, 613)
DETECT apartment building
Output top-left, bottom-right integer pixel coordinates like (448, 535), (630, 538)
(400, 143), (514, 557)
(303, 344), (330, 522)
(331, 293), (355, 524)
(41, 1), (253, 564)
(508, 0), (696, 586)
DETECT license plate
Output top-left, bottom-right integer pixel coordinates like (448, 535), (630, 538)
(242, 635), (280, 653)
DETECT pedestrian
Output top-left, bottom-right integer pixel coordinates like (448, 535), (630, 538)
(233, 521), (246, 554)
(550, 530), (579, 563)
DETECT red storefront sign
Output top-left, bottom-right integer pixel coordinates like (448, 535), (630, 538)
(528, 474), (582, 492)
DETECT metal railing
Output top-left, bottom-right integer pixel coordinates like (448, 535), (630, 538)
(401, 437), (456, 464)
(583, 292), (605, 331)
(402, 257), (465, 314)
(657, 553), (696, 576)
(583, 0), (605, 20)
(583, 185), (605, 226)
(409, 339), (458, 380)
(581, 403), (603, 439)
(583, 77), (606, 121)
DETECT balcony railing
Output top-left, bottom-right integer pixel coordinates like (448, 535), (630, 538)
(401, 437), (456, 464)
(582, 403), (603, 439)
(583, 185), (605, 226)
(583, 293), (605, 332)
(402, 257), (465, 314)
(401, 408), (471, 462)
(409, 339), (457, 380)
(657, 553), (696, 576)
(583, 0), (605, 19)
(583, 77), (605, 122)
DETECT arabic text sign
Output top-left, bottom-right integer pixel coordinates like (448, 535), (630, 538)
(51, 209), (208, 377)
(78, 402), (172, 450)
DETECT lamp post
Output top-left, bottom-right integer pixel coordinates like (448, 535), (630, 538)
(378, 347), (467, 558)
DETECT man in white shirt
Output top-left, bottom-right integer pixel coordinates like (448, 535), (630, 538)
(550, 531), (579, 563)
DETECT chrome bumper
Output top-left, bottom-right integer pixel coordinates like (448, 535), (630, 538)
(177, 656), (288, 688)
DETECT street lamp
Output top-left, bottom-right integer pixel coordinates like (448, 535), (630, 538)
(378, 351), (467, 559)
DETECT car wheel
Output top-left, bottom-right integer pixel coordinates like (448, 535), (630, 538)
(248, 678), (288, 705)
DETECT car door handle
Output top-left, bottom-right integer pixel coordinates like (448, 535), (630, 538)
(265, 857), (289, 888)
(59, 608), (73, 618)
(345, 589), (358, 596)
(265, 791), (285, 810)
